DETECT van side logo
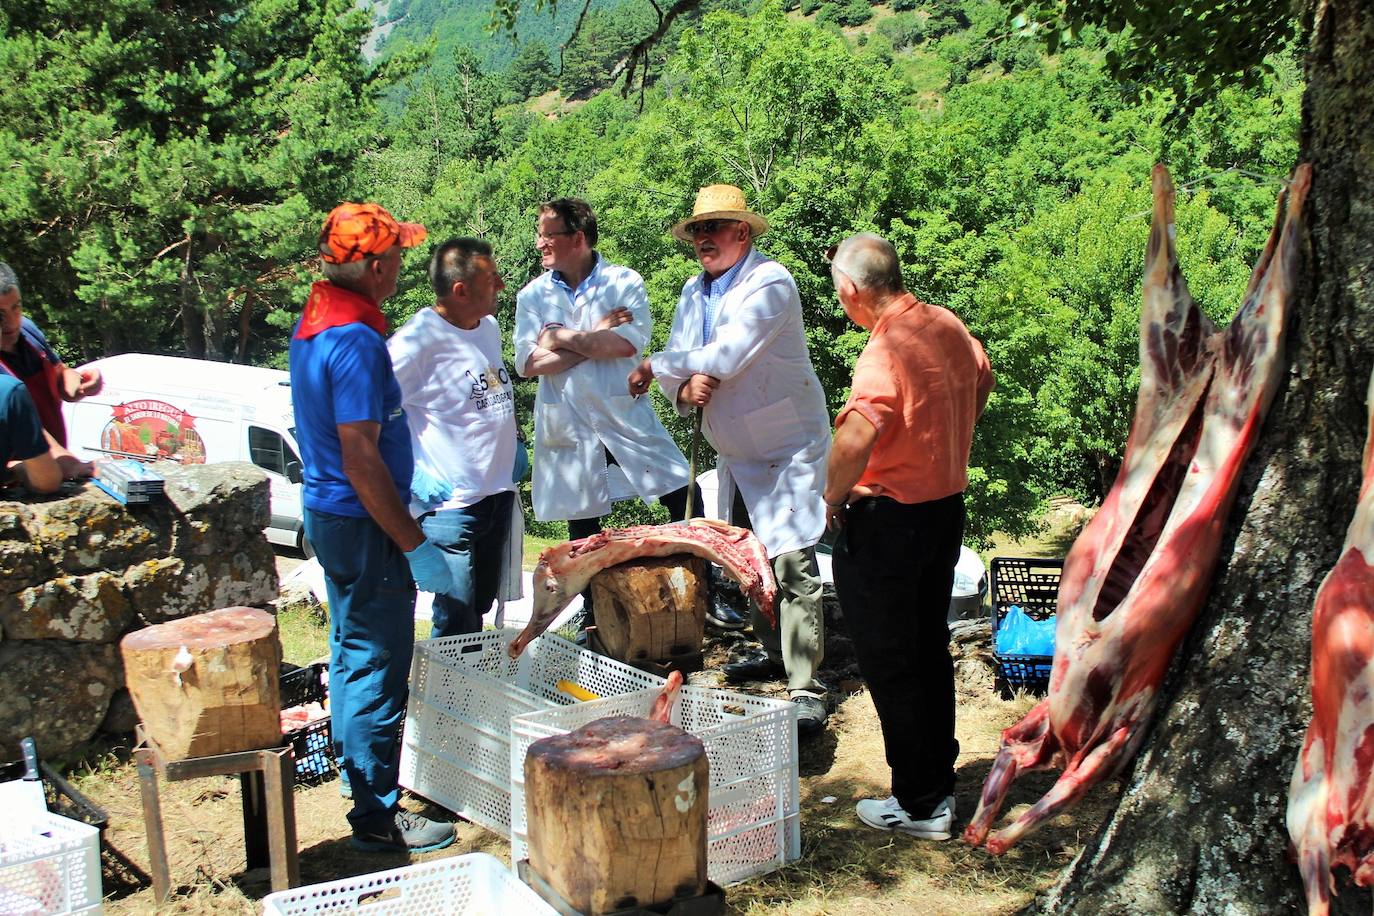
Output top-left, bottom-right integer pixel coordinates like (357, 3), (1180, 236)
(100, 400), (207, 464)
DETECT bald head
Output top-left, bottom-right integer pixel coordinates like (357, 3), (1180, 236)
(831, 233), (903, 294)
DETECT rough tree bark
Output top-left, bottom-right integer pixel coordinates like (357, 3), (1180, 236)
(1041, 2), (1374, 912)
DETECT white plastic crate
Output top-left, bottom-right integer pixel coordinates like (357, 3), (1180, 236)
(0, 810), (102, 915)
(399, 629), (664, 836)
(261, 852), (555, 915)
(510, 684), (800, 886)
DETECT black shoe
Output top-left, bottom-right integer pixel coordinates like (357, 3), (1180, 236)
(351, 809), (456, 854)
(723, 653), (786, 683)
(706, 599), (748, 631)
(793, 695), (828, 738)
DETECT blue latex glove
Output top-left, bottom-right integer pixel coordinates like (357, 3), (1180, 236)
(405, 538), (454, 595)
(512, 440), (531, 483)
(410, 467), (453, 507)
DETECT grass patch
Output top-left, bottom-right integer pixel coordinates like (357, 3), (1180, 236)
(523, 532), (562, 568)
(277, 601), (330, 667)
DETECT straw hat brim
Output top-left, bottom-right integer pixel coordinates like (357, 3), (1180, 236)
(671, 209), (770, 243)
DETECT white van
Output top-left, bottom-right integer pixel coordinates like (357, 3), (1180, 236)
(62, 354), (310, 555)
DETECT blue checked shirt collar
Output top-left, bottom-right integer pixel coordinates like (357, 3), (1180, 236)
(702, 250), (749, 343)
(551, 252), (603, 299)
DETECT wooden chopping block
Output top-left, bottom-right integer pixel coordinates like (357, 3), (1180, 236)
(525, 715), (708, 913)
(120, 606), (282, 761)
(589, 555), (707, 664)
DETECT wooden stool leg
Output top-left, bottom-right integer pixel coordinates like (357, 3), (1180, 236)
(261, 749), (299, 892)
(135, 748), (172, 903)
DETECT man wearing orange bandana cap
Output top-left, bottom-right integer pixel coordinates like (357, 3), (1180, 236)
(290, 201), (457, 854)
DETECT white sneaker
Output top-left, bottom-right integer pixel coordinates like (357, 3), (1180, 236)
(855, 795), (955, 840)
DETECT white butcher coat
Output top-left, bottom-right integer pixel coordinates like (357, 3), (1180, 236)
(650, 248), (830, 557)
(515, 256), (691, 521)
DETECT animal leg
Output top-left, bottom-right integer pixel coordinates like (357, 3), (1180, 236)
(984, 721), (1136, 855)
(1288, 735), (1332, 916)
(963, 700), (1058, 846)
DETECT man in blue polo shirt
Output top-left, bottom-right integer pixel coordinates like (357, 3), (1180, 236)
(1, 374), (61, 494)
(289, 201), (456, 854)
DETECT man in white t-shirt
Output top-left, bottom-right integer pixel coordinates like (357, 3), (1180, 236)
(389, 238), (518, 638)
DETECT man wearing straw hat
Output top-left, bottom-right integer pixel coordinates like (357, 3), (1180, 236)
(290, 202), (456, 854)
(628, 184), (832, 735)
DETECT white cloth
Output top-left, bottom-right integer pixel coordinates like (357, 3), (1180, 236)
(388, 309), (517, 513)
(650, 248), (830, 557)
(515, 256), (691, 521)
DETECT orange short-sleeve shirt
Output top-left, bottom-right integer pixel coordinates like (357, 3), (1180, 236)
(836, 294), (993, 506)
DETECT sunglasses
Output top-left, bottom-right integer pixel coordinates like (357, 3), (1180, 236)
(823, 243), (838, 263)
(687, 219), (741, 238)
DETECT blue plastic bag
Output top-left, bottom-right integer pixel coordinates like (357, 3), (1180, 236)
(995, 604), (1056, 656)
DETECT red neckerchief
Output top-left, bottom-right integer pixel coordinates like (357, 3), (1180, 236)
(293, 281), (387, 340)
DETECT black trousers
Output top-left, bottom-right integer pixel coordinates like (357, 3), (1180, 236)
(833, 492), (965, 818)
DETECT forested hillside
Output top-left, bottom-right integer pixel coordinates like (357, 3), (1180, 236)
(0, 0), (1301, 542)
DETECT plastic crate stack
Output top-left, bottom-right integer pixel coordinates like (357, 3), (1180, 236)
(261, 852), (555, 915)
(398, 629), (665, 836)
(279, 663), (336, 785)
(509, 684), (800, 886)
(990, 556), (1064, 695)
(0, 811), (102, 915)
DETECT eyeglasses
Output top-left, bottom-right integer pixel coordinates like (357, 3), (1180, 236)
(686, 219), (740, 238)
(535, 229), (578, 243)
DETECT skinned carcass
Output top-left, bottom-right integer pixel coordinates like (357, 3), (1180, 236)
(509, 519), (777, 657)
(1287, 368), (1374, 916)
(964, 163), (1312, 854)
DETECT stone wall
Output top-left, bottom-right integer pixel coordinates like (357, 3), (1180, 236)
(0, 462), (279, 757)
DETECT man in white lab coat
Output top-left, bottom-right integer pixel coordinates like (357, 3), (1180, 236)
(515, 199), (699, 622)
(628, 185), (831, 735)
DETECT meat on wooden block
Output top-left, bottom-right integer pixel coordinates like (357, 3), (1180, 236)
(120, 606), (283, 761)
(525, 715), (707, 913)
(591, 556), (708, 664)
(511, 519), (776, 657)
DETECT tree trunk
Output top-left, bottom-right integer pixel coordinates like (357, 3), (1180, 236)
(590, 555), (708, 664)
(180, 239), (205, 359)
(1041, 2), (1374, 912)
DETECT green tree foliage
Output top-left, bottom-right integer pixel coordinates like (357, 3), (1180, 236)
(834, 0), (875, 27)
(502, 39), (558, 101)
(0, 0), (383, 363)
(0, 0), (1305, 545)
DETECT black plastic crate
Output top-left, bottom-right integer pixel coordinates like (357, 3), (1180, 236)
(990, 556), (1064, 695)
(0, 756), (108, 830)
(280, 663), (338, 785)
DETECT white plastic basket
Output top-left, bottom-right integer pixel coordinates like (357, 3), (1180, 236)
(399, 629), (664, 836)
(0, 810), (102, 915)
(510, 684), (800, 886)
(261, 852), (555, 915)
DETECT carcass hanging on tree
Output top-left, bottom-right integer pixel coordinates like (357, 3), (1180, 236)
(964, 162), (1312, 854)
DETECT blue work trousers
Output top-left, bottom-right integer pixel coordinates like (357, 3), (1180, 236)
(419, 490), (514, 639)
(304, 507), (416, 833)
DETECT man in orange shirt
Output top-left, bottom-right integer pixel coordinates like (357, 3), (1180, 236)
(824, 233), (994, 840)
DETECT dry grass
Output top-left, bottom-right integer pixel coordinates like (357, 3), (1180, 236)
(79, 508), (1110, 913)
(82, 680), (1115, 914)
